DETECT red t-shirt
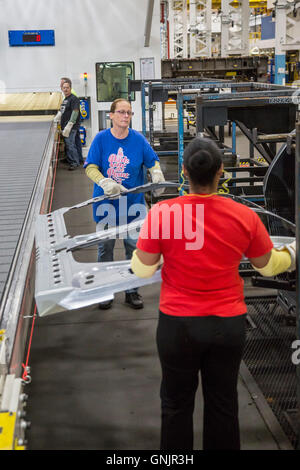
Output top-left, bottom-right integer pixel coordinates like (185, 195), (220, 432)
(136, 194), (273, 317)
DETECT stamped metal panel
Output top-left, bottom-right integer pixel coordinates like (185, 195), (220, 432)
(34, 184), (177, 317)
(34, 186), (295, 318)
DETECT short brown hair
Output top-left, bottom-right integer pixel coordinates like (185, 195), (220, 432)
(110, 98), (131, 113)
(61, 77), (72, 87)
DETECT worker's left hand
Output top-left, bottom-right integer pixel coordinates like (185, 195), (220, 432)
(98, 177), (126, 196)
(53, 111), (62, 123)
(277, 240), (296, 272)
(149, 163), (165, 197)
(62, 121), (74, 138)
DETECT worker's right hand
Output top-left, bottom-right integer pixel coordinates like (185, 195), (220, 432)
(98, 177), (126, 196)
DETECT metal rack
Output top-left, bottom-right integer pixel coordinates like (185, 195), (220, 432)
(129, 79), (297, 200)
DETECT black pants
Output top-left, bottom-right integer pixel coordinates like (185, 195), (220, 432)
(156, 311), (247, 450)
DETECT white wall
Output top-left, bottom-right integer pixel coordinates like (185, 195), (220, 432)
(0, 0), (162, 142)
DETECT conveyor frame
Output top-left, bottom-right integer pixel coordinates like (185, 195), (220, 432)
(0, 122), (58, 372)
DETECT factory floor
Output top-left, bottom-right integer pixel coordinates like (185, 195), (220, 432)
(26, 132), (293, 451)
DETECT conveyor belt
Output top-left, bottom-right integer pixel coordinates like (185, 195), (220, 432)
(0, 118), (56, 373)
(0, 121), (52, 302)
(0, 91), (61, 448)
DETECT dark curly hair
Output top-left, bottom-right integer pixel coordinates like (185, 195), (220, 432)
(183, 137), (223, 187)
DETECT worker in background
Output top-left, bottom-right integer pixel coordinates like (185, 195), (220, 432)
(54, 79), (81, 170)
(55, 77), (84, 165)
(60, 76), (77, 96)
(131, 136), (296, 450)
(84, 98), (165, 310)
(60, 77), (84, 164)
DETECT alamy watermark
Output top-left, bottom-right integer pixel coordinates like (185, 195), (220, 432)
(292, 87), (300, 105)
(96, 197), (205, 250)
(291, 340), (300, 365)
(269, 87), (300, 105)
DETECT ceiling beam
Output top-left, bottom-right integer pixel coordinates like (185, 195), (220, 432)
(144, 0), (155, 47)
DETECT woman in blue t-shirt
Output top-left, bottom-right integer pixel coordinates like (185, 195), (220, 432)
(84, 98), (165, 310)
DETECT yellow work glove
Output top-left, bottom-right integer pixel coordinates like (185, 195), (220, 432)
(86, 164), (126, 196)
(252, 240), (296, 277)
(131, 250), (161, 278)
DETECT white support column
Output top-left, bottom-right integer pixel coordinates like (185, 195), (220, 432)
(285, 2), (300, 50)
(241, 0), (250, 56)
(274, 0), (288, 85)
(221, 0), (230, 57)
(189, 0), (212, 58)
(281, 0), (300, 51)
(168, 0), (188, 58)
(221, 0), (250, 56)
(168, 1), (176, 58)
(160, 0), (169, 59)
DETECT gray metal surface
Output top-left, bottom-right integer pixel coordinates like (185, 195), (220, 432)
(34, 183), (176, 317)
(0, 121), (52, 302)
(0, 120), (54, 368)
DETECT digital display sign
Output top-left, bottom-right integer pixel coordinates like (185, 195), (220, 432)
(8, 30), (55, 46)
(22, 33), (41, 43)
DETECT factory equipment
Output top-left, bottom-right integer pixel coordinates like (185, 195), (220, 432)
(161, 56), (269, 81)
(129, 78), (297, 202)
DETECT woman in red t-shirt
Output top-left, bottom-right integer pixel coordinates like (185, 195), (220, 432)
(131, 137), (296, 450)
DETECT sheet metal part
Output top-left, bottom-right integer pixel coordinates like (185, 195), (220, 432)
(34, 182), (179, 317)
(34, 184), (295, 318)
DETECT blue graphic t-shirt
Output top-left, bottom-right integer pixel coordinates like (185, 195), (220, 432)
(84, 128), (159, 225)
